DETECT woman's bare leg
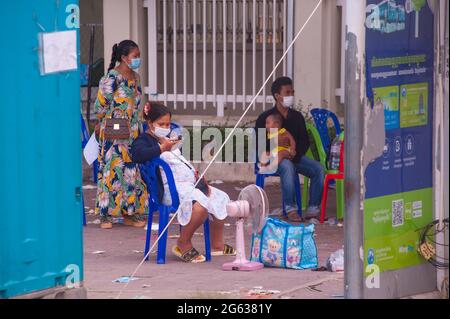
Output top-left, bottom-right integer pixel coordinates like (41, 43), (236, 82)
(177, 202), (208, 253)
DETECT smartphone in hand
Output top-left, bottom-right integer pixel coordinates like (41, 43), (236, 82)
(170, 135), (182, 141)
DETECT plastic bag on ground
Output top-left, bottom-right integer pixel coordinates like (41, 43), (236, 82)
(326, 248), (344, 272)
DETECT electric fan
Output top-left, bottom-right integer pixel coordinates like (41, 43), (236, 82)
(222, 185), (269, 271)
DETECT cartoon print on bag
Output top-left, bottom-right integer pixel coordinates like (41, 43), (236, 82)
(286, 246), (300, 268)
(265, 239), (282, 266)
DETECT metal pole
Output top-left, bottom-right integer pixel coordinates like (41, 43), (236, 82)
(436, 0), (449, 292)
(286, 0), (294, 79)
(344, 0), (365, 299)
(86, 24), (95, 131)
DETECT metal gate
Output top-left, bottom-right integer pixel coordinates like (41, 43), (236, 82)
(144, 0), (294, 117)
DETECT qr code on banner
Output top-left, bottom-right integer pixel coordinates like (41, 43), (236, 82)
(392, 199), (404, 227)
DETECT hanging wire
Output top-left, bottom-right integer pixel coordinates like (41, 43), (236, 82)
(418, 218), (449, 270)
(114, 0), (323, 299)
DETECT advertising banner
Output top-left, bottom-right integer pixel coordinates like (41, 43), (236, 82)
(364, 0), (434, 273)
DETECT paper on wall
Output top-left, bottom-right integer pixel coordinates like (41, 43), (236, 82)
(39, 30), (77, 75)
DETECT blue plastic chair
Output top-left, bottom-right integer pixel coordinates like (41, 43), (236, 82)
(310, 108), (342, 153)
(140, 157), (211, 264)
(81, 115), (99, 183)
(80, 115), (91, 226)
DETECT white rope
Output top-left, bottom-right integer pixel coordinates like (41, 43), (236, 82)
(437, 5), (445, 228)
(115, 0), (323, 299)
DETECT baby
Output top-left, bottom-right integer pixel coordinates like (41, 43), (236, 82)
(258, 113), (296, 173)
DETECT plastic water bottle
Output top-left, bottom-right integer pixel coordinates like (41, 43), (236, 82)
(329, 136), (341, 171)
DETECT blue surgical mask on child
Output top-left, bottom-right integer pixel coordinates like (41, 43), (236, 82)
(153, 126), (171, 138)
(128, 58), (141, 70)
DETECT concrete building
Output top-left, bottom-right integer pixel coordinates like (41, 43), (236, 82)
(80, 0), (346, 123)
(78, 0), (448, 298)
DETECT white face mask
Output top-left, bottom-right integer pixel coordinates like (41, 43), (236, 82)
(153, 126), (171, 138)
(281, 96), (295, 108)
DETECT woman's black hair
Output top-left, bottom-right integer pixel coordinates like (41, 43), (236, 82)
(144, 103), (172, 122)
(108, 40), (139, 72)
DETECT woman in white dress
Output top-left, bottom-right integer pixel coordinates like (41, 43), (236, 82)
(131, 103), (235, 263)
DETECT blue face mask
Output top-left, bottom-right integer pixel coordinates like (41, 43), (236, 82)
(128, 58), (141, 70)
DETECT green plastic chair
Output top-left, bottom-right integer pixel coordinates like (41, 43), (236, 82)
(302, 123), (345, 220)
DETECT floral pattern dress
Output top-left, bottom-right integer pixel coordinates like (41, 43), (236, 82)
(94, 69), (148, 218)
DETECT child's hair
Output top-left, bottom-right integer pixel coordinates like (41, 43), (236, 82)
(108, 40), (139, 72)
(266, 114), (283, 127)
(144, 102), (172, 122)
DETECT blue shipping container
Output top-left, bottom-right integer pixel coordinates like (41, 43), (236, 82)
(0, 0), (83, 298)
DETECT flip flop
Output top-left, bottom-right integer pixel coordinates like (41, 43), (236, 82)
(211, 244), (236, 257)
(172, 246), (206, 263)
(282, 212), (304, 222)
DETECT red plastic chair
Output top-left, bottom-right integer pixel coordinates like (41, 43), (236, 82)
(320, 136), (344, 224)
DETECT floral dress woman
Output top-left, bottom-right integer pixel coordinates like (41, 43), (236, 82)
(94, 69), (148, 224)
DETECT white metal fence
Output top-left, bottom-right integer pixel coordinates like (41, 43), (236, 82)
(144, 0), (294, 117)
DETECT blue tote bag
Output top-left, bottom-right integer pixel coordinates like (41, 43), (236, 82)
(250, 217), (318, 270)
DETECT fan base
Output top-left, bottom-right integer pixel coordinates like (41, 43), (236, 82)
(222, 261), (264, 271)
